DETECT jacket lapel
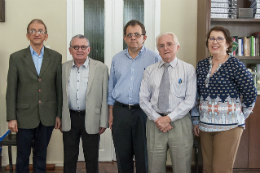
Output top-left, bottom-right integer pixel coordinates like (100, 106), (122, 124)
(65, 60), (73, 94)
(23, 46), (38, 76)
(39, 47), (52, 77)
(87, 58), (97, 95)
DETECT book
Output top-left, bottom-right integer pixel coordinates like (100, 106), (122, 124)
(211, 13), (237, 18)
(233, 36), (238, 55)
(211, 13), (229, 18)
(252, 32), (260, 56)
(250, 36), (256, 56)
(255, 13), (260, 18)
(256, 36), (259, 56)
(238, 38), (243, 56)
(211, 8), (237, 13)
(211, 3), (229, 8)
(253, 8), (260, 13)
(244, 37), (250, 56)
(212, 0), (237, 2)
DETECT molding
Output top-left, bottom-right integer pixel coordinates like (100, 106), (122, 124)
(144, 0), (161, 52)
(67, 0), (84, 61)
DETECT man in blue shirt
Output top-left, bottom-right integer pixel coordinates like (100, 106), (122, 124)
(108, 20), (161, 173)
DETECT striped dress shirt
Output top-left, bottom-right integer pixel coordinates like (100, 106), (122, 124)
(68, 58), (89, 111)
(140, 58), (197, 122)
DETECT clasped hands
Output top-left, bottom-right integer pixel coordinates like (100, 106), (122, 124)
(154, 116), (173, 132)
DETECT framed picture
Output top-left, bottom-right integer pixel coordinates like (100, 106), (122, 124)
(0, 0), (5, 22)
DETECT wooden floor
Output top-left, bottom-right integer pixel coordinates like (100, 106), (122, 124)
(1, 162), (260, 173)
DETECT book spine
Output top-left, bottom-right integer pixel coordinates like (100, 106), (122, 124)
(238, 38), (242, 56)
(244, 37), (250, 56)
(211, 3), (229, 8)
(255, 13), (260, 18)
(251, 36), (255, 56)
(232, 37), (236, 56)
(241, 38), (244, 56)
(257, 34), (260, 56)
(211, 13), (229, 18)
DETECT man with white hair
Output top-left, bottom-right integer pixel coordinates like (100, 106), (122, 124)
(139, 32), (196, 173)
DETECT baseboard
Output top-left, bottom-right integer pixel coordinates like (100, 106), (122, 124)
(5, 164), (55, 170)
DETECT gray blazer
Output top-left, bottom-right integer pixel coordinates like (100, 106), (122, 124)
(61, 58), (109, 134)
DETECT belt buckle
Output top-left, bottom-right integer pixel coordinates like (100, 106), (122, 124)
(129, 105), (131, 109)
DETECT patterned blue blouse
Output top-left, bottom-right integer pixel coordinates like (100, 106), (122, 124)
(191, 56), (257, 132)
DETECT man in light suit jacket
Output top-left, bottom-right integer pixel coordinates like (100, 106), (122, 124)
(62, 34), (108, 173)
(6, 19), (62, 173)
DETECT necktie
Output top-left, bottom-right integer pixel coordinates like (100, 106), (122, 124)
(158, 63), (170, 113)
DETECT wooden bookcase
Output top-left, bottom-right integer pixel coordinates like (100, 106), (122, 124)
(197, 0), (260, 170)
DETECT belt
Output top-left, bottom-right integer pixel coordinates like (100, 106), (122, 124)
(116, 102), (140, 110)
(69, 109), (85, 115)
(158, 113), (168, 116)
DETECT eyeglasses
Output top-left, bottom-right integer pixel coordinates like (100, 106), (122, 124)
(208, 37), (225, 43)
(126, 33), (145, 38)
(71, 45), (89, 50)
(158, 43), (176, 49)
(28, 30), (46, 35)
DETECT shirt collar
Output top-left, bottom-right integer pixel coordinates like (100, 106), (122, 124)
(29, 45), (44, 57)
(158, 57), (178, 68)
(124, 45), (146, 58)
(72, 57), (89, 68)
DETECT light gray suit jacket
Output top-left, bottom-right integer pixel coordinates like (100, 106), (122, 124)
(62, 58), (109, 134)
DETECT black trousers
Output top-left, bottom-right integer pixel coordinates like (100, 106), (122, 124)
(63, 110), (100, 173)
(112, 102), (148, 173)
(16, 123), (54, 173)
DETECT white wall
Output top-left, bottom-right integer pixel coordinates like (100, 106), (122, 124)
(0, 0), (67, 166)
(0, 0), (197, 167)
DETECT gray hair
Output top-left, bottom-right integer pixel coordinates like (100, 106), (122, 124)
(156, 32), (180, 48)
(70, 34), (90, 47)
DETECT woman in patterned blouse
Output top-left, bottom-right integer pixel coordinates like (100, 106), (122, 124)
(191, 26), (257, 173)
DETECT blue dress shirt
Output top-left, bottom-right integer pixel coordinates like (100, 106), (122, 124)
(108, 46), (161, 105)
(30, 45), (44, 75)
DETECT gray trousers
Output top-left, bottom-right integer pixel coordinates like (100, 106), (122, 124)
(146, 113), (193, 173)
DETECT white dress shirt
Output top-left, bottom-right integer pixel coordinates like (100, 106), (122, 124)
(139, 57), (197, 122)
(68, 58), (90, 111)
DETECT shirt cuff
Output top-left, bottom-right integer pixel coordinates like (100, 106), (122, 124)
(192, 117), (199, 125)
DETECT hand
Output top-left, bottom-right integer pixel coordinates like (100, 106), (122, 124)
(55, 117), (61, 129)
(161, 124), (173, 133)
(8, 120), (18, 133)
(109, 105), (113, 130)
(193, 125), (200, 137)
(155, 116), (171, 129)
(99, 127), (106, 135)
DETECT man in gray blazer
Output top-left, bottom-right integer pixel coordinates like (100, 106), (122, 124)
(61, 34), (108, 173)
(6, 19), (62, 173)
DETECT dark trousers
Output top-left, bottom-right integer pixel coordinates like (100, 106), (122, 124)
(16, 123), (54, 173)
(63, 110), (100, 173)
(112, 102), (148, 173)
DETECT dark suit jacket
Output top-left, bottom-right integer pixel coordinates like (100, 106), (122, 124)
(6, 46), (62, 129)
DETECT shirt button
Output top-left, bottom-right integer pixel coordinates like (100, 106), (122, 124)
(77, 80), (79, 82)
(39, 89), (41, 92)
(39, 100), (41, 103)
(38, 79), (41, 81)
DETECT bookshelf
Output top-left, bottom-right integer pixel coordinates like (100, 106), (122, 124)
(197, 0), (260, 170)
